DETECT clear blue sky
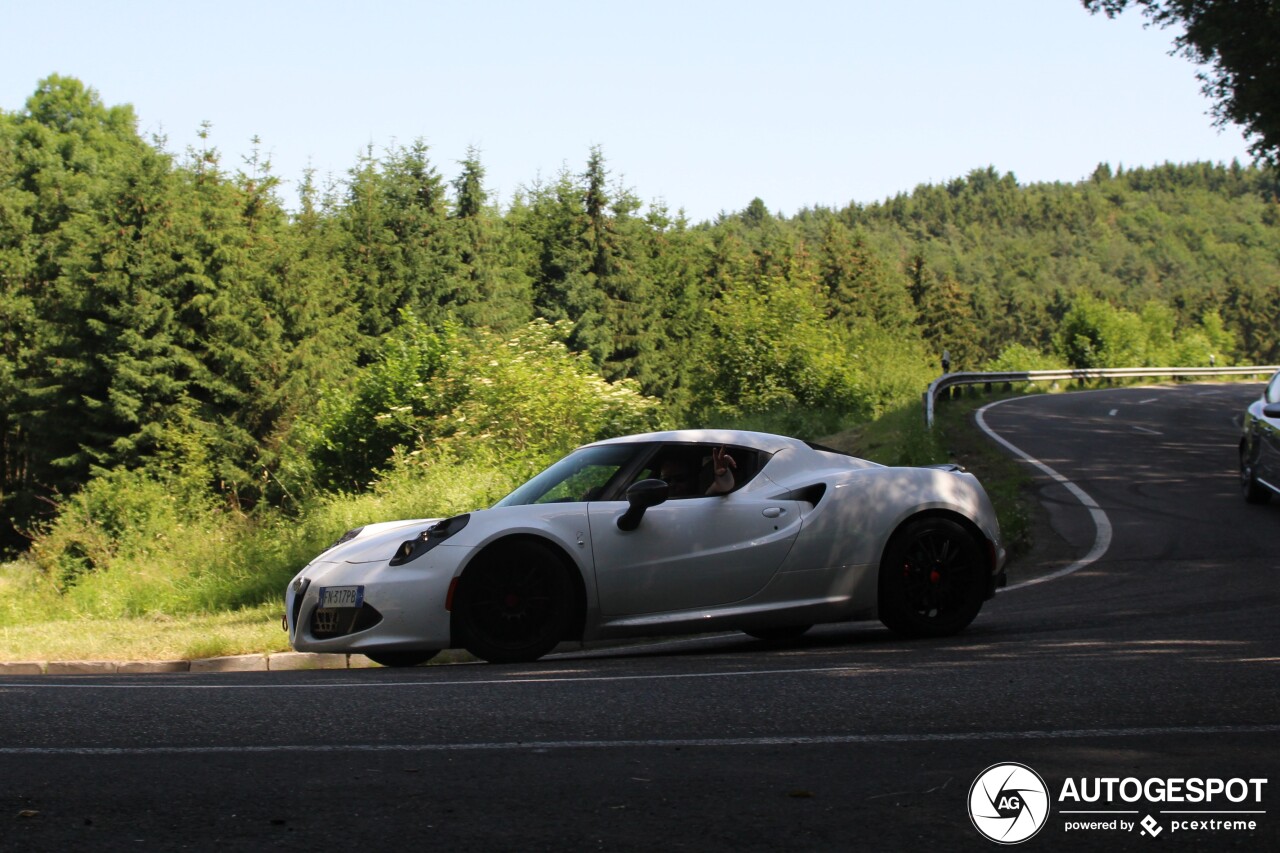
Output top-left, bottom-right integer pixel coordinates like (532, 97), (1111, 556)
(1, 0), (1254, 222)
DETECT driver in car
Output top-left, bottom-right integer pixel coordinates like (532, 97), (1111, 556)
(658, 447), (736, 497)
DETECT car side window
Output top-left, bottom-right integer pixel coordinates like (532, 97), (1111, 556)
(634, 445), (765, 499)
(533, 462), (626, 503)
(1267, 372), (1280, 405)
(495, 443), (643, 507)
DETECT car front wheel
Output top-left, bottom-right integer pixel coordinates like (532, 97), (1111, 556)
(454, 541), (576, 664)
(1241, 444), (1272, 504)
(878, 517), (987, 638)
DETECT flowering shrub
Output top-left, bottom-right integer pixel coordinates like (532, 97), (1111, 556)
(307, 313), (664, 490)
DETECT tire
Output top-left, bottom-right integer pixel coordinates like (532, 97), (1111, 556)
(743, 625), (812, 642)
(878, 517), (987, 638)
(454, 540), (577, 664)
(1241, 445), (1272, 505)
(365, 650), (440, 668)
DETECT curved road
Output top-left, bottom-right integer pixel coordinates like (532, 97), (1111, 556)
(2, 385), (1277, 851)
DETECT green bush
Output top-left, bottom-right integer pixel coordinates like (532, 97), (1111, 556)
(1054, 297), (1238, 369)
(26, 464), (234, 616)
(304, 315), (665, 490)
(983, 343), (1068, 372)
(689, 280), (862, 420)
(687, 276), (931, 427)
(12, 450), (528, 622)
(302, 310), (448, 491)
(423, 318), (665, 462)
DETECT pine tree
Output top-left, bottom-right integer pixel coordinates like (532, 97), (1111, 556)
(816, 218), (914, 330)
(0, 108), (40, 551)
(514, 165), (599, 343)
(334, 140), (458, 338)
(908, 252), (981, 369)
(4, 77), (168, 515)
(445, 147), (533, 332)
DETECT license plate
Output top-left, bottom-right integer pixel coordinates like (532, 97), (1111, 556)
(318, 585), (364, 608)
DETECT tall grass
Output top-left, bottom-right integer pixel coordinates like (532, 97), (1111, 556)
(1, 453), (524, 628)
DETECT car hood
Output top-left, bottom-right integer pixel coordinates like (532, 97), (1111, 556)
(318, 518), (442, 565)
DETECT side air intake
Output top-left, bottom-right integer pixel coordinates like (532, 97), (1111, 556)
(776, 483), (826, 506)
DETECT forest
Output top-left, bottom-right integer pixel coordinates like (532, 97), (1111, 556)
(1, 76), (1278, 618)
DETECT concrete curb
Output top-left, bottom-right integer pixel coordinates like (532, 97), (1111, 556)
(0, 649), (479, 675)
(190, 654), (268, 673)
(0, 661), (47, 676)
(45, 661), (119, 676)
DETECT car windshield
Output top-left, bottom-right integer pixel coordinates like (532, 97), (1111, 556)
(493, 443), (645, 507)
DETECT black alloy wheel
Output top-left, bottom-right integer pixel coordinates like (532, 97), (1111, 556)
(878, 517), (987, 637)
(454, 541), (576, 664)
(1241, 447), (1272, 504)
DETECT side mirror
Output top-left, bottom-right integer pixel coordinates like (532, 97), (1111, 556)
(617, 479), (669, 531)
(1264, 403), (1280, 419)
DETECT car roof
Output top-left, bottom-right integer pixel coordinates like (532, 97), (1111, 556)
(593, 428), (876, 463)
(588, 429), (810, 455)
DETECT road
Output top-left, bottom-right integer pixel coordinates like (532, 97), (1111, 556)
(2, 384), (1276, 851)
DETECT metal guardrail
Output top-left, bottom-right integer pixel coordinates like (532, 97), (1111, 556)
(924, 365), (1279, 428)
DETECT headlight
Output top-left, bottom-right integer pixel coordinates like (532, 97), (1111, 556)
(388, 514), (471, 566)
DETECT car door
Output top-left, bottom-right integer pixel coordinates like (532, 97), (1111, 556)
(1258, 372), (1280, 484)
(587, 492), (803, 618)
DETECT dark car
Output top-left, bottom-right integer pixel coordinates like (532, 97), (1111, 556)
(1241, 370), (1280, 504)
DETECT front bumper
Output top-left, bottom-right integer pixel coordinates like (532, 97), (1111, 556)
(285, 547), (467, 654)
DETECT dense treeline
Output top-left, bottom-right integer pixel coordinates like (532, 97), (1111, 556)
(2, 76), (1279, 564)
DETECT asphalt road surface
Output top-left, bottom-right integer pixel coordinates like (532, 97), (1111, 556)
(2, 384), (1276, 852)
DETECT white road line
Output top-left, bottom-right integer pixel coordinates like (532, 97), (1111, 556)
(3, 724), (1276, 756)
(0, 665), (870, 689)
(975, 397), (1113, 591)
(1131, 425), (1162, 435)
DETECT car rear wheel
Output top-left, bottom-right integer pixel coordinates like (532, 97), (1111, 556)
(365, 650), (440, 668)
(1241, 446), (1272, 504)
(878, 517), (987, 637)
(454, 540), (576, 664)
(743, 625), (812, 641)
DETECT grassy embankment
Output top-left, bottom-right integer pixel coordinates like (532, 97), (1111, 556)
(0, 392), (1042, 663)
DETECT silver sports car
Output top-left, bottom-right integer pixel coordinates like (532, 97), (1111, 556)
(285, 429), (1007, 665)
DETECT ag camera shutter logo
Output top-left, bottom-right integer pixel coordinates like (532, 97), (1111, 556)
(969, 763), (1051, 844)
